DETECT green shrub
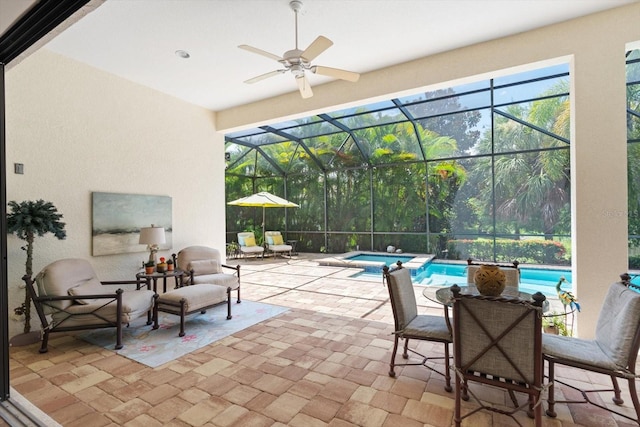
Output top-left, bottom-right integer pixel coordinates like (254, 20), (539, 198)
(447, 238), (569, 265)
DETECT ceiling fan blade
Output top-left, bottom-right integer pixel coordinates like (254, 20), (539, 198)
(244, 69), (286, 84)
(301, 36), (333, 62)
(296, 75), (313, 98)
(312, 65), (360, 82)
(238, 44), (283, 62)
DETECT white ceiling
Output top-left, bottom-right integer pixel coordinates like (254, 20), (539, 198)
(11, 0), (640, 111)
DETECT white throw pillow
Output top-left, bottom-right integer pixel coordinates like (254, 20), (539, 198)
(188, 259), (221, 275)
(68, 278), (104, 305)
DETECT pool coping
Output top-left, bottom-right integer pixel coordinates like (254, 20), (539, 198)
(316, 251), (435, 271)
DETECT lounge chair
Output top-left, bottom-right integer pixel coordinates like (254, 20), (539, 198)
(265, 231), (292, 258)
(24, 258), (155, 353)
(237, 232), (264, 259)
(174, 245), (241, 303)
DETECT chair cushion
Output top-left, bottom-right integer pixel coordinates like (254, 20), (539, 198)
(192, 273), (239, 289)
(157, 284), (228, 312)
(272, 234), (284, 245)
(543, 333), (618, 371)
(387, 268), (418, 331)
(404, 314), (451, 341)
(37, 258), (100, 311)
(241, 245), (264, 254)
(177, 246), (222, 271)
(188, 259), (221, 275)
(243, 236), (257, 247)
(268, 244), (292, 252)
(594, 282), (640, 369)
(51, 289), (155, 326)
(68, 278), (104, 305)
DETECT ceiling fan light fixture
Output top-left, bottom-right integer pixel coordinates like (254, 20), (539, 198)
(239, 0), (359, 98)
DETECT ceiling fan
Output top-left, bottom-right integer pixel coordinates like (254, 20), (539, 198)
(239, 0), (360, 99)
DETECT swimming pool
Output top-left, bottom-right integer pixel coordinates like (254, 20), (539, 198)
(345, 258), (572, 297)
(317, 251), (434, 271)
(416, 262), (572, 297)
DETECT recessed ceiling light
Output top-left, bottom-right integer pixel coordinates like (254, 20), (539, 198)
(175, 50), (190, 59)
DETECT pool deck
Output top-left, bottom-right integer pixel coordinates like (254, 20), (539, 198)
(8, 252), (632, 427)
(316, 251), (435, 271)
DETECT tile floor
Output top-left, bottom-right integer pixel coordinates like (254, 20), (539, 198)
(7, 254), (639, 426)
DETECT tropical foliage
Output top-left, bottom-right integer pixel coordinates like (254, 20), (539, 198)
(226, 64), (573, 264)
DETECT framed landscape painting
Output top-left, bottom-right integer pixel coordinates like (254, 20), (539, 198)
(92, 192), (172, 256)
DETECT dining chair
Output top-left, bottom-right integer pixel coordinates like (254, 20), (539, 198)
(451, 284), (546, 426)
(382, 262), (452, 392)
(543, 273), (640, 424)
(466, 258), (521, 289)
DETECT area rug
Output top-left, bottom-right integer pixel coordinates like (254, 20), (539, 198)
(78, 300), (288, 368)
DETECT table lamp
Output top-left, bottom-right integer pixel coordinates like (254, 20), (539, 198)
(139, 224), (166, 264)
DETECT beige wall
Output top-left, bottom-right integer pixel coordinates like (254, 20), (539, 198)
(5, 49), (226, 337)
(217, 3), (640, 338)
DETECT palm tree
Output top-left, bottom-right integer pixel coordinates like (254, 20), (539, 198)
(7, 200), (66, 334)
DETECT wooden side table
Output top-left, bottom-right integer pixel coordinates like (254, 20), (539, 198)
(136, 269), (185, 293)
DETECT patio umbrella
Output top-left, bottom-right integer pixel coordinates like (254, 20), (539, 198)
(227, 191), (299, 243)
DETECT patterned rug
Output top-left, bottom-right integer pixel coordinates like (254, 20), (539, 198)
(78, 300), (288, 368)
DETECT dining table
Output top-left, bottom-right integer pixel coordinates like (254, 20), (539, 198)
(422, 284), (550, 312)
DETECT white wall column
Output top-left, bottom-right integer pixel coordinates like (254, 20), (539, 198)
(570, 40), (629, 338)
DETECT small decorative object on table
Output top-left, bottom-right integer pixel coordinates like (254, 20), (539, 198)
(474, 264), (506, 296)
(167, 258), (174, 271)
(156, 257), (168, 273)
(144, 261), (155, 274)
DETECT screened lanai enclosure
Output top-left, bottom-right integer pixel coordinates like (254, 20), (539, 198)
(225, 50), (640, 267)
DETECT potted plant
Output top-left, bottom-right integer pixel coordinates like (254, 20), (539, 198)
(7, 200), (66, 343)
(144, 260), (155, 274)
(542, 313), (570, 336)
(166, 258), (174, 271)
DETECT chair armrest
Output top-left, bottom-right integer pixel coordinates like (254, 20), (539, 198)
(101, 280), (143, 285)
(221, 264), (240, 273)
(34, 288), (124, 303)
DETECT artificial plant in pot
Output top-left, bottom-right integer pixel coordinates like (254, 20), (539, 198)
(7, 200), (66, 338)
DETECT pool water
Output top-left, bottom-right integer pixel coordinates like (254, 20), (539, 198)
(416, 262), (572, 297)
(351, 259), (572, 297)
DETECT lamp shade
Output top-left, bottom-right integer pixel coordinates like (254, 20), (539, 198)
(139, 226), (166, 245)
